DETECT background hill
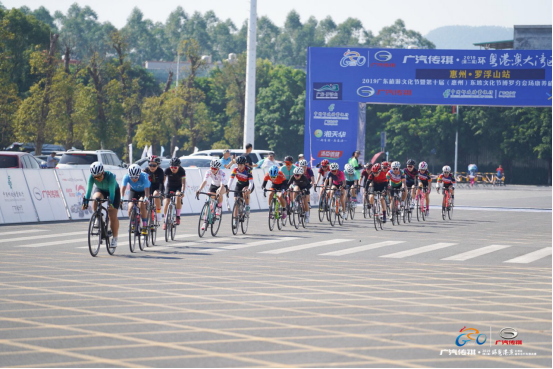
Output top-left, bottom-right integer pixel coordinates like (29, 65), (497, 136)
(425, 25), (513, 49)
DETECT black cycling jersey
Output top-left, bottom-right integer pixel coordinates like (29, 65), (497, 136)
(164, 167), (186, 188)
(289, 174), (312, 190)
(144, 167), (165, 192)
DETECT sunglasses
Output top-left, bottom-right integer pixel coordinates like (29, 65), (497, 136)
(331, 170), (337, 173)
(322, 165), (329, 168)
(407, 165), (413, 168)
(148, 163), (158, 167)
(285, 161), (292, 165)
(393, 168), (399, 170)
(210, 167), (218, 171)
(170, 166), (179, 170)
(294, 174), (301, 176)
(93, 174), (103, 179)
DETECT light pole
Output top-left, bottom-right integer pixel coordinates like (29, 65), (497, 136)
(243, 0), (257, 149)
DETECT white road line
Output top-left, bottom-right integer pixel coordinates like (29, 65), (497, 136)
(0, 229), (47, 236)
(442, 245), (511, 261)
(0, 231), (83, 244)
(380, 243), (457, 259)
(204, 237), (302, 253)
(149, 237), (233, 251)
(260, 239), (352, 255)
(504, 247), (552, 264)
(320, 241), (405, 256)
(17, 238), (89, 248)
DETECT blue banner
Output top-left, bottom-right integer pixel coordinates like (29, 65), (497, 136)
(306, 47), (552, 107)
(304, 100), (365, 170)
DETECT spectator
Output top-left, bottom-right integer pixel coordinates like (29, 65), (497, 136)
(242, 143), (257, 168)
(221, 149), (234, 169)
(348, 150), (363, 177)
(261, 152), (278, 169)
(468, 164), (478, 187)
(494, 164), (505, 185)
(47, 152), (57, 169)
(295, 153), (305, 166)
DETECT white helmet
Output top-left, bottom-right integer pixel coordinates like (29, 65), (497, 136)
(210, 159), (222, 169)
(128, 164), (142, 178)
(90, 161), (104, 176)
(391, 161), (401, 169)
(419, 161), (428, 170)
(344, 164), (355, 175)
(293, 166), (304, 175)
(298, 159), (308, 167)
(329, 162), (339, 170)
(443, 165), (451, 173)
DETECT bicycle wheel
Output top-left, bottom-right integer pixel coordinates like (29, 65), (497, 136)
(293, 199), (300, 229)
(407, 200), (412, 223)
(129, 209), (136, 253)
(198, 202), (209, 238)
(141, 213), (149, 250)
(268, 199), (276, 231)
(211, 203), (223, 237)
(329, 197), (336, 227)
(318, 193), (326, 222)
(363, 195), (369, 219)
(391, 199), (397, 226)
(301, 206), (306, 229)
(373, 200), (380, 231)
(150, 210), (158, 246)
(349, 200), (356, 220)
(104, 220), (115, 256)
(171, 218), (177, 240)
(165, 204), (172, 242)
(240, 202), (249, 234)
(88, 213), (101, 257)
(448, 198), (453, 220)
(136, 214), (144, 252)
(396, 200), (402, 225)
(442, 195), (447, 220)
(231, 200), (240, 235)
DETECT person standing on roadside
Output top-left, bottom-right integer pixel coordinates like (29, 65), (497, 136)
(47, 152), (57, 168)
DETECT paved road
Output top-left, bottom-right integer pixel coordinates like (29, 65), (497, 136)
(0, 187), (551, 367)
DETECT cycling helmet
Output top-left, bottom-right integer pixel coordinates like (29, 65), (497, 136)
(329, 162), (339, 171)
(364, 162), (372, 169)
(170, 157), (181, 166)
(344, 164), (355, 175)
(298, 159), (308, 167)
(406, 159), (416, 166)
(391, 161), (401, 169)
(210, 159), (221, 169)
(320, 159), (329, 167)
(284, 155), (293, 163)
(443, 165), (451, 173)
(128, 164), (142, 178)
(90, 161), (104, 176)
(371, 163), (381, 173)
(293, 167), (304, 175)
(148, 155), (161, 164)
(268, 165), (279, 177)
(419, 161), (428, 170)
(236, 156), (247, 165)
(382, 161), (389, 169)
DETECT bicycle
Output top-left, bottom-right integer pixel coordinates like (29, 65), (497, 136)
(403, 186), (414, 223)
(85, 198), (115, 257)
(316, 185), (330, 222)
(264, 189), (284, 231)
(227, 189), (249, 235)
(124, 198), (147, 253)
(372, 190), (384, 231)
(290, 190), (307, 229)
(390, 188), (404, 226)
(344, 184), (359, 221)
(362, 186), (372, 219)
(439, 186), (454, 220)
(416, 185), (429, 222)
(146, 195), (161, 246)
(196, 192), (223, 237)
(164, 192), (180, 242)
(328, 187), (344, 227)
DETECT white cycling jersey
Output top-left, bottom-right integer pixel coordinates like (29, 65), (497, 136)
(204, 169), (226, 187)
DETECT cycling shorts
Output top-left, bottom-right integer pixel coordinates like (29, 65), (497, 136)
(269, 182), (286, 192)
(94, 187), (121, 209)
(129, 189), (146, 201)
(371, 182), (387, 193)
(234, 181), (254, 198)
(209, 184), (223, 194)
(164, 185), (182, 198)
(345, 180), (356, 187)
(406, 180), (416, 189)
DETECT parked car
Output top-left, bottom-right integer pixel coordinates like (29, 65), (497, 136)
(178, 155), (220, 168)
(190, 149), (275, 166)
(35, 154), (62, 167)
(0, 151), (42, 169)
(56, 150), (127, 170)
(134, 157), (171, 170)
(4, 142), (66, 155)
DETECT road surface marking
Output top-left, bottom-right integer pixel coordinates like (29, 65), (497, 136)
(260, 239), (352, 254)
(205, 237), (302, 253)
(504, 247), (552, 264)
(442, 245), (511, 261)
(320, 241), (405, 256)
(380, 243), (457, 259)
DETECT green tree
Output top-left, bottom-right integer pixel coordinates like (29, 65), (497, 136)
(0, 18), (21, 148)
(374, 19), (435, 49)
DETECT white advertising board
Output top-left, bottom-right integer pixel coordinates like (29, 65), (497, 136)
(24, 169), (69, 221)
(0, 169), (38, 223)
(56, 169), (92, 221)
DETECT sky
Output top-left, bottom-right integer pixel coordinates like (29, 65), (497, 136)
(3, 0), (552, 35)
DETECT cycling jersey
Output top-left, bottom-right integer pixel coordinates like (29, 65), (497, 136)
(417, 170), (432, 183)
(386, 169), (404, 188)
(204, 169), (226, 187)
(229, 166), (254, 192)
(164, 167), (186, 188)
(367, 171), (388, 184)
(344, 172), (359, 182)
(438, 173), (456, 185)
(318, 166), (330, 178)
(144, 166), (165, 192)
(122, 172), (151, 192)
(360, 169), (371, 186)
(85, 171), (118, 206)
(403, 168), (418, 184)
(327, 170), (345, 187)
(303, 167), (315, 181)
(289, 174), (312, 190)
(263, 171), (286, 185)
(280, 165), (297, 181)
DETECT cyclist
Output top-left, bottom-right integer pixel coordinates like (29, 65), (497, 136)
(143, 155), (165, 222)
(298, 159), (315, 186)
(360, 163), (373, 206)
(381, 161), (390, 174)
(261, 165), (288, 220)
(344, 163), (359, 203)
(323, 162), (346, 218)
(82, 162), (121, 247)
(416, 161), (432, 216)
(366, 163), (388, 223)
(288, 166), (313, 223)
(315, 159), (330, 189)
(280, 155), (297, 181)
(163, 157), (186, 229)
(387, 161), (406, 208)
(437, 165), (455, 203)
(403, 159), (418, 209)
(196, 159), (227, 218)
(228, 156), (254, 218)
(121, 164), (151, 235)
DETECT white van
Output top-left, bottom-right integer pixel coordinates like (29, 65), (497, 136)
(190, 149), (275, 165)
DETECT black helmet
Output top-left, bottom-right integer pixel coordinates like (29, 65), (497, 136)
(284, 155), (293, 162)
(170, 157), (181, 166)
(407, 159), (416, 166)
(236, 156), (247, 165)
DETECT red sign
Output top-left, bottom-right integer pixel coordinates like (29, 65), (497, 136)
(317, 150), (343, 159)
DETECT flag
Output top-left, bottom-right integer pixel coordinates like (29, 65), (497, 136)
(160, 146), (165, 158)
(128, 144), (133, 164)
(141, 145), (148, 159)
(147, 145), (153, 157)
(172, 146), (179, 158)
(193, 146), (199, 153)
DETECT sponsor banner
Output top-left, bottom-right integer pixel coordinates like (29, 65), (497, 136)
(251, 169), (267, 210)
(0, 169), (38, 223)
(304, 100), (363, 169)
(57, 169), (92, 221)
(24, 169), (68, 221)
(183, 168), (203, 214)
(307, 47), (552, 107)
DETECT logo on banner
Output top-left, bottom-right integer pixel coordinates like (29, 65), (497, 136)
(318, 150), (343, 159)
(340, 49), (366, 67)
(496, 327), (523, 346)
(8, 175), (12, 190)
(374, 50), (393, 62)
(33, 187), (42, 201)
(314, 129), (323, 138)
(313, 83), (342, 100)
(377, 89), (412, 96)
(357, 86), (375, 97)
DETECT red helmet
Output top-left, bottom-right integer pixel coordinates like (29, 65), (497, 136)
(148, 155), (161, 164)
(381, 161), (389, 169)
(372, 163), (381, 173)
(320, 159), (329, 167)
